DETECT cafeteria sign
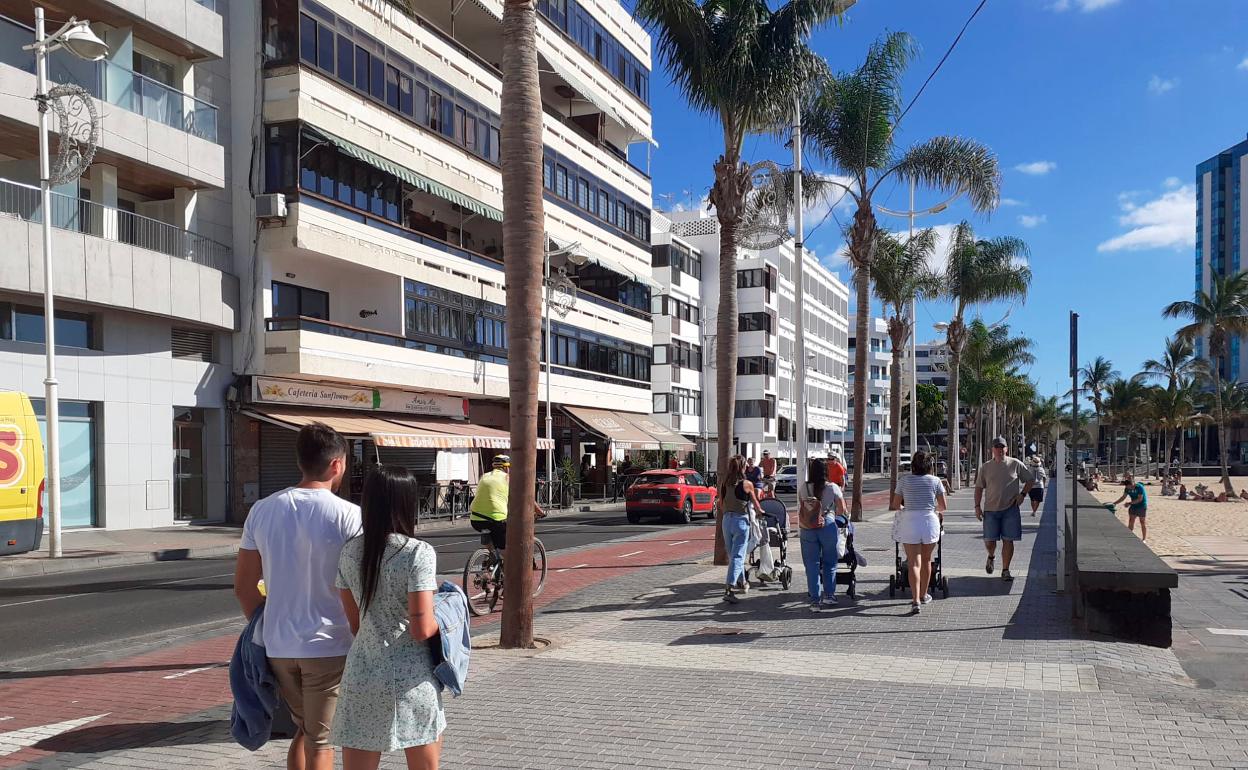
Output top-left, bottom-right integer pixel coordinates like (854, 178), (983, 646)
(254, 377), (467, 419)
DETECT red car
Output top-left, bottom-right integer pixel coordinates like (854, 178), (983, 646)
(625, 469), (718, 524)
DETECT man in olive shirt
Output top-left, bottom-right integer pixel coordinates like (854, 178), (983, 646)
(974, 437), (1035, 582)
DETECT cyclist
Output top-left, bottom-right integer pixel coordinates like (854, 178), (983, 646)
(469, 455), (545, 553)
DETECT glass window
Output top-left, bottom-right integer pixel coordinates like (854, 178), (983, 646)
(354, 47), (369, 92)
(555, 166), (568, 198)
(370, 56), (385, 100)
(13, 306), (93, 349)
(578, 179), (589, 209)
(543, 159), (554, 190)
(272, 282), (328, 320)
(30, 398), (95, 527)
(428, 92), (443, 132)
(653, 393), (669, 413)
(385, 65), (400, 109)
(299, 14), (317, 65)
(317, 24), (334, 71)
(337, 35), (354, 83)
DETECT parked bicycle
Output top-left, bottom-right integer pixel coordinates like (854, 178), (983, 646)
(461, 534), (548, 616)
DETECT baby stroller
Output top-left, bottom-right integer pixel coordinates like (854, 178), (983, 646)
(888, 533), (949, 599)
(747, 497), (793, 590)
(833, 513), (859, 599)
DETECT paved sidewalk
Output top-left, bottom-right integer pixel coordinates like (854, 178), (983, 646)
(5, 487), (1248, 768)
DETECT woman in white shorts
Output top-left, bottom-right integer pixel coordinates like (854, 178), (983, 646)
(891, 450), (946, 616)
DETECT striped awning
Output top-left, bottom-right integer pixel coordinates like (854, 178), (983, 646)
(304, 126), (503, 222)
(371, 431), (474, 449)
(384, 417), (555, 450)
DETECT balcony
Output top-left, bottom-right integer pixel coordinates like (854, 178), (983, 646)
(0, 1), (224, 60)
(262, 316), (651, 413)
(0, 179), (237, 330)
(0, 15), (218, 143)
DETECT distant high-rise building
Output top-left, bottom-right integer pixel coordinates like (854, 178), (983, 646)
(1196, 135), (1248, 379)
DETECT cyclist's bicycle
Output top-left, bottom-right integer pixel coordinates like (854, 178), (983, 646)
(461, 534), (548, 616)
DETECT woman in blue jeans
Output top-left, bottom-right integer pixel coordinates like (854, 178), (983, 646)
(718, 454), (761, 604)
(801, 459), (848, 611)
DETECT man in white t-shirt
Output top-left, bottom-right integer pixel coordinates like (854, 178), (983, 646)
(234, 422), (361, 770)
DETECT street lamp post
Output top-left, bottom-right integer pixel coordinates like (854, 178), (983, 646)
(543, 242), (586, 502)
(26, 8), (107, 557)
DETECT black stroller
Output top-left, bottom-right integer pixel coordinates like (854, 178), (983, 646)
(888, 534), (949, 598)
(833, 513), (859, 599)
(748, 497), (793, 590)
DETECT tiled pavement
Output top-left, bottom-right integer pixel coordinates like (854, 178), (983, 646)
(5, 485), (1248, 769)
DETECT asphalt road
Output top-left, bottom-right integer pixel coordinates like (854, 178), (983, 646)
(0, 506), (705, 667)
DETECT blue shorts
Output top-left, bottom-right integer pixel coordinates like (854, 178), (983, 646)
(983, 505), (1023, 542)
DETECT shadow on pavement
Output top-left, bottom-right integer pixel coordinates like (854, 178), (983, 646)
(0, 662), (224, 681)
(1002, 482), (1076, 642)
(35, 719), (229, 753)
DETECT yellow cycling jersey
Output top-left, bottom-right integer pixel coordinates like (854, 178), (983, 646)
(470, 469), (509, 521)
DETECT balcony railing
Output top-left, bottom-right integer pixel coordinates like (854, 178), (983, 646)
(192, 0), (220, 12)
(0, 178), (232, 273)
(0, 15), (219, 142)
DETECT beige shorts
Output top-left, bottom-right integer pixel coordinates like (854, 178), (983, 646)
(269, 656), (348, 747)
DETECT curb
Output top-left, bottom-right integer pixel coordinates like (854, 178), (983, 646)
(0, 543), (243, 580)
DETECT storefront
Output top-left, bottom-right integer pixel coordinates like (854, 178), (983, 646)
(233, 377), (551, 511)
(564, 406), (694, 466)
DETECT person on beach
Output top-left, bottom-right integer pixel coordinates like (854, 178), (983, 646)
(1110, 472), (1148, 542)
(891, 450), (946, 615)
(1028, 456), (1046, 516)
(332, 466), (445, 770)
(974, 437), (1035, 583)
(234, 423), (362, 770)
(719, 455), (762, 604)
(799, 459), (849, 612)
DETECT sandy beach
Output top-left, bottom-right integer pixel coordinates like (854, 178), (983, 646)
(1087, 475), (1248, 566)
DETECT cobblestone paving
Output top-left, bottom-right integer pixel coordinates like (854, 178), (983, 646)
(7, 486), (1248, 769)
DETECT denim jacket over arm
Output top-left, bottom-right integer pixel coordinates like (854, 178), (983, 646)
(229, 604), (281, 751)
(431, 580), (471, 696)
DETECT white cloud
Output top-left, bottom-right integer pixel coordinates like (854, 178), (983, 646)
(829, 222), (961, 277)
(1238, 56), (1248, 71)
(1018, 214), (1047, 229)
(1000, 197), (1025, 207)
(1050, 0), (1122, 11)
(1147, 75), (1178, 94)
(1096, 182), (1195, 253)
(1015, 160), (1057, 176)
(1163, 176), (1182, 189)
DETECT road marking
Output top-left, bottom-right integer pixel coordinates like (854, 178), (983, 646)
(668, 540), (689, 546)
(0, 717), (11, 722)
(617, 550), (644, 558)
(162, 663), (228, 680)
(555, 563), (589, 573)
(0, 573), (235, 610)
(1207, 628), (1248, 637)
(0, 714), (109, 757)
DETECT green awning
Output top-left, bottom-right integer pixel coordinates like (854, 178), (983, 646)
(305, 126), (503, 222)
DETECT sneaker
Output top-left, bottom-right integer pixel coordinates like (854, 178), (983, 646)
(820, 596), (839, 608)
(909, 603), (921, 616)
(985, 556), (995, 575)
(1002, 569), (1014, 583)
(723, 589), (740, 604)
(922, 593), (933, 604)
(809, 601), (822, 612)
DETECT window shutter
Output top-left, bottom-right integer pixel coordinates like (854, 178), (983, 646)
(172, 328), (215, 362)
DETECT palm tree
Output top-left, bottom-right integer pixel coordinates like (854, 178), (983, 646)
(803, 32), (1001, 516)
(941, 238), (1032, 489)
(871, 228), (940, 506)
(1078, 356), (1118, 459)
(1102, 376), (1150, 474)
(1142, 337), (1197, 393)
(636, 0), (850, 557)
(1027, 395), (1063, 458)
(1163, 271), (1248, 495)
(498, 0), (545, 648)
(1150, 381), (1195, 473)
(956, 321), (1034, 475)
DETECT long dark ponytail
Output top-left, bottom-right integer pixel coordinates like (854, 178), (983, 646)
(358, 465), (419, 615)
(808, 458), (827, 502)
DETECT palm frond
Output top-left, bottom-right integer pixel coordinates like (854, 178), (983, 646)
(888, 136), (1001, 212)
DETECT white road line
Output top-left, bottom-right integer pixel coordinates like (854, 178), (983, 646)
(555, 563), (589, 573)
(1207, 628), (1248, 637)
(0, 714), (109, 757)
(617, 550), (644, 558)
(0, 717), (12, 722)
(0, 572), (235, 609)
(668, 540), (689, 546)
(162, 663), (228, 680)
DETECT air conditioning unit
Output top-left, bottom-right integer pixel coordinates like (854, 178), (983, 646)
(256, 193), (287, 220)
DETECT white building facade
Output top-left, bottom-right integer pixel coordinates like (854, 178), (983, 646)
(834, 316), (892, 473)
(665, 211), (850, 469)
(0, 2), (236, 529)
(649, 212), (705, 449)
(226, 0), (679, 509)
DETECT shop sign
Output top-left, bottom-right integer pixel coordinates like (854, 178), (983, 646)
(254, 378), (467, 419)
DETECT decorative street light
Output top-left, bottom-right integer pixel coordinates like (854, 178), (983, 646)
(24, 7), (107, 557)
(877, 179), (962, 457)
(542, 240), (587, 500)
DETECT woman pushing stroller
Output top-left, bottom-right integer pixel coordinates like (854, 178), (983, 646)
(891, 450), (946, 615)
(799, 459), (850, 612)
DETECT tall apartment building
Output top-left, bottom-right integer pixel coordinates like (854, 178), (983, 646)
(665, 211), (850, 468)
(649, 211), (705, 447)
(0, 2), (236, 529)
(1196, 135), (1248, 380)
(227, 0), (681, 508)
(833, 316), (892, 472)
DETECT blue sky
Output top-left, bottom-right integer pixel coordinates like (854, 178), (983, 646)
(638, 0), (1248, 399)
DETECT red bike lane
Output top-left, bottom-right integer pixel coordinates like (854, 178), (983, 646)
(0, 525), (716, 767)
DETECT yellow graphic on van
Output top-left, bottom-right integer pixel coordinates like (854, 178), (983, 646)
(0, 425), (24, 489)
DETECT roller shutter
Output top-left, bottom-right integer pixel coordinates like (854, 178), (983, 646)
(259, 422), (302, 497)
